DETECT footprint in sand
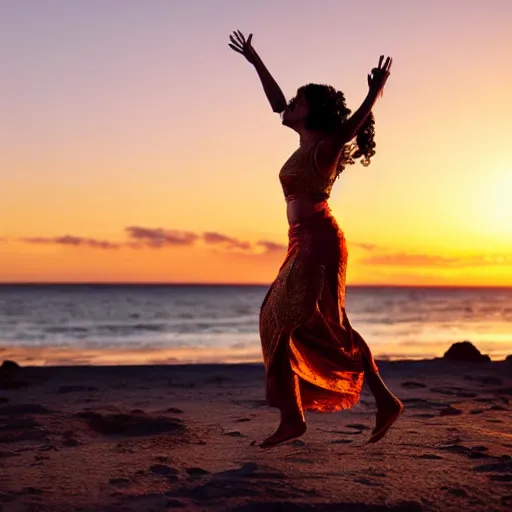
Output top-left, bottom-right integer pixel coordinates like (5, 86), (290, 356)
(354, 477), (383, 487)
(474, 397), (496, 404)
(233, 399), (267, 409)
(150, 464), (179, 475)
(223, 430), (244, 437)
(439, 444), (493, 460)
(154, 455), (171, 463)
(345, 423), (370, 430)
(411, 413), (437, 419)
(473, 459), (512, 475)
(430, 386), (477, 398)
(401, 397), (444, 409)
(441, 486), (468, 497)
(186, 467), (210, 478)
(439, 406), (463, 416)
(109, 477), (131, 487)
(174, 463), (310, 503)
(215, 462), (285, 480)
(75, 410), (185, 437)
(149, 464), (180, 482)
(62, 430), (80, 447)
(170, 464), (285, 503)
(401, 381), (427, 389)
(284, 457), (316, 464)
(464, 375), (503, 386)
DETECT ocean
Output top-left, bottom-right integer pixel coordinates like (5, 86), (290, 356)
(0, 284), (511, 365)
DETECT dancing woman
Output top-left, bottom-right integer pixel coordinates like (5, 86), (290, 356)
(228, 31), (403, 448)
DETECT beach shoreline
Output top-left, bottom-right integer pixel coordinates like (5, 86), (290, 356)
(1, 345), (510, 368)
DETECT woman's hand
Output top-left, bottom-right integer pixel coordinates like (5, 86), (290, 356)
(367, 55), (392, 97)
(228, 30), (259, 66)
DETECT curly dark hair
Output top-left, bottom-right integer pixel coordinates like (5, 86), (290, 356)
(299, 83), (376, 178)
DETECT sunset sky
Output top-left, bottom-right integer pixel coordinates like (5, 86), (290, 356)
(1, 0), (511, 286)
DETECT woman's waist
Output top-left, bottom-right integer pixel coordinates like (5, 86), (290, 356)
(286, 213), (346, 259)
(286, 197), (330, 224)
(287, 203), (343, 238)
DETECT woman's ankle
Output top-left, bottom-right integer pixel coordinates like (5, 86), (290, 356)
(280, 410), (305, 425)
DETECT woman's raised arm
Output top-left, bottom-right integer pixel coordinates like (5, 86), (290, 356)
(228, 30), (287, 114)
(339, 56), (392, 143)
(315, 56), (392, 172)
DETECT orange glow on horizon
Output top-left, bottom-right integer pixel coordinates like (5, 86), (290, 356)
(1, 1), (512, 286)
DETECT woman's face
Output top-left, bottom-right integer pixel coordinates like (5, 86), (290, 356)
(282, 89), (309, 128)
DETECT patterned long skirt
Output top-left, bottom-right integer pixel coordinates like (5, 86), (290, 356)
(259, 205), (378, 413)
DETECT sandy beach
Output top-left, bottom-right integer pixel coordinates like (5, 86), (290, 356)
(0, 356), (511, 512)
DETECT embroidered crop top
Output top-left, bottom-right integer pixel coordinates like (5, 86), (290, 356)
(279, 143), (335, 203)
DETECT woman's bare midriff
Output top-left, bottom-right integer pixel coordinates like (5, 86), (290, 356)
(286, 197), (327, 225)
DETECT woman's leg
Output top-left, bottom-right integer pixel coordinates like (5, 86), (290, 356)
(260, 344), (307, 448)
(353, 330), (404, 443)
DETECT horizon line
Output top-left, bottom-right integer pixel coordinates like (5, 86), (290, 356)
(1, 282), (512, 290)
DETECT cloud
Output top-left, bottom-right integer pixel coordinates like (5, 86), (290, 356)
(21, 235), (121, 250)
(17, 226), (274, 255)
(257, 240), (287, 253)
(203, 232), (251, 251)
(125, 226), (199, 247)
(18, 225), (443, 270)
(350, 242), (377, 251)
(361, 252), (512, 268)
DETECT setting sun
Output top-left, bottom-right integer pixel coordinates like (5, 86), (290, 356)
(483, 168), (512, 235)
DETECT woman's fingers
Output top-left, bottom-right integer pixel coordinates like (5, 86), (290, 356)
(371, 55), (392, 78)
(228, 43), (244, 55)
(229, 35), (243, 50)
(232, 32), (243, 45)
(235, 30), (246, 45)
(247, 33), (253, 46)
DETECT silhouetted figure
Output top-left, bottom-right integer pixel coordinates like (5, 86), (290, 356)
(229, 31), (403, 448)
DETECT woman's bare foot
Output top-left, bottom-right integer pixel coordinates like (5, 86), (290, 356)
(259, 420), (307, 449)
(367, 397), (403, 444)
